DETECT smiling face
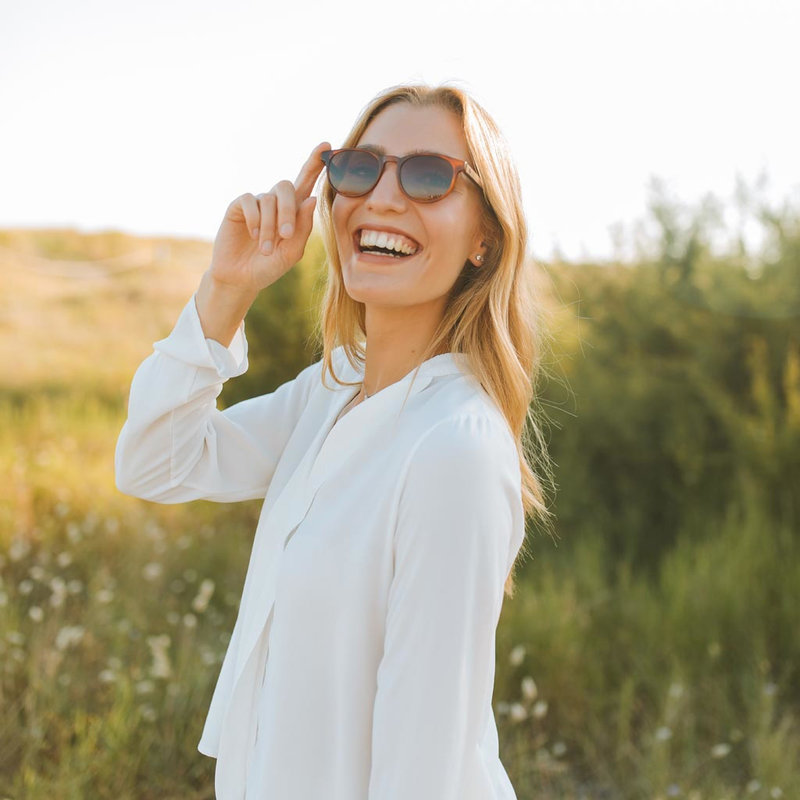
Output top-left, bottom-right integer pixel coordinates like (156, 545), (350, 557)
(331, 103), (487, 315)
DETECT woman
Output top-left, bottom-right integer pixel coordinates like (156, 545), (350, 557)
(116, 82), (553, 800)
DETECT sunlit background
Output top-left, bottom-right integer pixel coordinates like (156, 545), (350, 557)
(2, 2), (799, 798)
(2, 0), (798, 261)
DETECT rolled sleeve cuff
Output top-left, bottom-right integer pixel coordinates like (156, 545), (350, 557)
(152, 293), (249, 380)
(206, 329), (247, 380)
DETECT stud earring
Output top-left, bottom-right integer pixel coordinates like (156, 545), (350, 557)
(475, 254), (483, 262)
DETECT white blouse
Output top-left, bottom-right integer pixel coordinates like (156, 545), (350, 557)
(115, 295), (525, 800)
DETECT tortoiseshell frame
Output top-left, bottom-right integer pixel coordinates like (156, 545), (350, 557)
(320, 148), (483, 203)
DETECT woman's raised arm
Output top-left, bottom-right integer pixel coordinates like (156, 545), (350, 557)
(115, 141), (330, 503)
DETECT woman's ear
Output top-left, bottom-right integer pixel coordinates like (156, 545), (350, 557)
(470, 240), (490, 268)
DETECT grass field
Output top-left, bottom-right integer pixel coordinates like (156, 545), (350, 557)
(1, 229), (797, 799)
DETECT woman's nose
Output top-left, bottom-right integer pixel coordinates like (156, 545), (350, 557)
(365, 162), (406, 210)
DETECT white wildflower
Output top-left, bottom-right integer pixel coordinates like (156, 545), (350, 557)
(9, 539), (31, 562)
(49, 577), (67, 608)
(96, 588), (114, 604)
(142, 562), (163, 581)
(509, 644), (526, 666)
(55, 625), (86, 651)
(147, 634), (172, 679)
(655, 726), (673, 742)
(711, 742), (731, 758)
(29, 605), (44, 622)
(509, 703), (527, 722)
(532, 700), (548, 719)
(183, 613), (197, 629)
(191, 579), (216, 613)
(521, 676), (538, 702)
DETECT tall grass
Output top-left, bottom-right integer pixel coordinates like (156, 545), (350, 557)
(497, 496), (800, 798)
(2, 391), (797, 799)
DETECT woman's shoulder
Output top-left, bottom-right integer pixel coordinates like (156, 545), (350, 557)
(411, 372), (518, 465)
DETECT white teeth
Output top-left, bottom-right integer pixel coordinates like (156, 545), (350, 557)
(358, 228), (419, 256)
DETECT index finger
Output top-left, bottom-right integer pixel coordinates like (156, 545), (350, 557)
(293, 141), (332, 201)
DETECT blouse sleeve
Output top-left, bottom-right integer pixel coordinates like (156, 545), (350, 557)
(367, 414), (524, 800)
(114, 293), (319, 504)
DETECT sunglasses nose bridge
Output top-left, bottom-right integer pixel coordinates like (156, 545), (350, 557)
(367, 156), (406, 202)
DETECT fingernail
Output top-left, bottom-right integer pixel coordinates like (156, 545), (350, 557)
(261, 240), (273, 254)
(280, 223), (293, 237)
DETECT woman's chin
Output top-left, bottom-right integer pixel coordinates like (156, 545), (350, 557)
(341, 270), (413, 306)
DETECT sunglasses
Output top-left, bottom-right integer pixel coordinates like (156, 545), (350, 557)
(320, 148), (483, 203)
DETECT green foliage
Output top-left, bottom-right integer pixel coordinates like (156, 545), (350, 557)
(2, 184), (799, 797)
(538, 190), (800, 573)
(497, 502), (800, 798)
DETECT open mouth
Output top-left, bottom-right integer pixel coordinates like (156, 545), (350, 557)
(353, 228), (421, 260)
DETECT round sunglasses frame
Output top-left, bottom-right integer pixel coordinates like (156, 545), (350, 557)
(320, 148), (484, 203)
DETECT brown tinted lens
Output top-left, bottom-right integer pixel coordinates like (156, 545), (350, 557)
(400, 155), (454, 200)
(328, 150), (380, 196)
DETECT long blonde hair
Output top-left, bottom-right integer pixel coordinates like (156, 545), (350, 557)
(313, 82), (556, 597)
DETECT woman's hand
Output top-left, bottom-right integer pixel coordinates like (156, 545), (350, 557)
(196, 141), (331, 345)
(208, 140), (331, 292)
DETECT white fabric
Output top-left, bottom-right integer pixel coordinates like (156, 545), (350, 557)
(115, 294), (525, 800)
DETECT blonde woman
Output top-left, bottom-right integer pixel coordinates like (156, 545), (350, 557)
(116, 82), (553, 800)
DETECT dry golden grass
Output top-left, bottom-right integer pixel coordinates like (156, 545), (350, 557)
(0, 228), (211, 392)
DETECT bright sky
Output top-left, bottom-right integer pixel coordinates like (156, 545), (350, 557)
(1, 0), (798, 262)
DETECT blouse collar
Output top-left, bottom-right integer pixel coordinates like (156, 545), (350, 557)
(333, 346), (472, 388)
